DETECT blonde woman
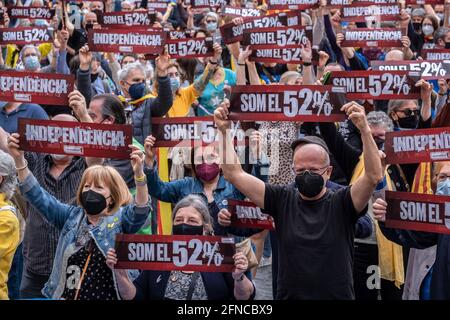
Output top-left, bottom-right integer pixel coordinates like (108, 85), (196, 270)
(7, 134), (151, 300)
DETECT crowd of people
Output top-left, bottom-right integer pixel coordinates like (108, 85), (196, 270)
(0, 0), (450, 301)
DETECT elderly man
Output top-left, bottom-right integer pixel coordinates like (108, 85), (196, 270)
(214, 100), (383, 299)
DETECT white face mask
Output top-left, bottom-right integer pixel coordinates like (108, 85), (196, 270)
(51, 154), (71, 161)
(422, 25), (434, 36)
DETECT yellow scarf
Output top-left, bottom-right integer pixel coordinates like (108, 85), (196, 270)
(350, 155), (404, 288)
(118, 93), (156, 107)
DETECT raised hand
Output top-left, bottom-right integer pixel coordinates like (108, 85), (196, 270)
(373, 198), (387, 222)
(155, 49), (170, 77)
(341, 101), (369, 134)
(214, 99), (232, 133)
(144, 135), (157, 168)
(130, 145), (145, 177)
(79, 45), (92, 71)
(232, 251), (249, 280)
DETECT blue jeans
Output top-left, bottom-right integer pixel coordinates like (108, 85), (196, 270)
(263, 232), (272, 258)
(7, 242), (23, 300)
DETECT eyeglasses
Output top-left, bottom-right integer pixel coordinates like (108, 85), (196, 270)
(396, 109), (420, 117)
(292, 165), (329, 176)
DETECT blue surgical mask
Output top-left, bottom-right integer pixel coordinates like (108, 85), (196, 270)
(170, 77), (180, 93)
(437, 178), (450, 195)
(128, 82), (146, 100)
(23, 55), (40, 71)
(206, 22), (217, 32)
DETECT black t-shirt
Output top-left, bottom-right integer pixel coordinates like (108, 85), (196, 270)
(264, 184), (359, 300)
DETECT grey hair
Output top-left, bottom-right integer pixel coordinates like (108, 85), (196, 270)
(412, 8), (426, 17)
(367, 111), (394, 132)
(0, 150), (18, 200)
(172, 195), (213, 235)
(19, 45), (41, 61)
(387, 99), (418, 115)
(118, 62), (146, 83)
(205, 12), (219, 22)
(434, 27), (450, 44)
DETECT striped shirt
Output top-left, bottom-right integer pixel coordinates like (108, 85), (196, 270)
(22, 153), (86, 276)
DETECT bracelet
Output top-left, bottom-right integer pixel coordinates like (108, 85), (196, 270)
(135, 180), (147, 187)
(237, 62), (246, 66)
(303, 62), (312, 66)
(135, 175), (146, 182)
(15, 159), (28, 172)
(209, 60), (218, 65)
(438, 92), (447, 96)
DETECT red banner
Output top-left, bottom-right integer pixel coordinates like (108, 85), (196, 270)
(341, 28), (404, 48)
(151, 117), (247, 147)
(228, 199), (275, 230)
(421, 49), (450, 61)
(242, 25), (312, 49)
(385, 127), (450, 164)
(0, 71), (74, 105)
(266, 0), (319, 10)
(7, 6), (55, 20)
(249, 47), (303, 64)
(405, 0), (444, 4)
(228, 85), (347, 122)
(0, 26), (53, 45)
(166, 37), (214, 59)
(186, 0), (225, 8)
(87, 28), (166, 54)
(329, 70), (420, 100)
(341, 2), (401, 22)
(221, 5), (261, 17)
(385, 191), (450, 235)
(97, 11), (155, 27)
(18, 119), (133, 159)
(371, 60), (450, 80)
(147, 1), (169, 12)
(114, 234), (236, 272)
(220, 10), (301, 45)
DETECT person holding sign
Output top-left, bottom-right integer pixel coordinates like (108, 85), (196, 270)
(105, 195), (255, 300)
(214, 99), (383, 299)
(6, 134), (152, 300)
(373, 161), (450, 300)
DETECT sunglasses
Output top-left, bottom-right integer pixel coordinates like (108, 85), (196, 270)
(397, 109), (419, 117)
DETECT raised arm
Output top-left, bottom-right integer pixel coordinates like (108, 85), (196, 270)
(343, 102), (383, 213)
(214, 100), (266, 208)
(150, 51), (173, 117)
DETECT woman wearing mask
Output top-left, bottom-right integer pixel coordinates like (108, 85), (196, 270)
(105, 195), (255, 300)
(0, 150), (20, 300)
(408, 12), (440, 53)
(142, 135), (268, 236)
(6, 134), (152, 300)
(373, 161), (450, 299)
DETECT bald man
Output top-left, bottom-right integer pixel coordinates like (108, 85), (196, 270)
(214, 100), (383, 299)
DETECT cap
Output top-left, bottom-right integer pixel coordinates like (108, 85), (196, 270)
(290, 136), (330, 154)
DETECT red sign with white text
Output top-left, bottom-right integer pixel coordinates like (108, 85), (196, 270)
(385, 127), (450, 164)
(242, 25), (312, 49)
(341, 28), (404, 47)
(7, 6), (55, 19)
(228, 199), (275, 230)
(341, 2), (401, 22)
(18, 119), (133, 159)
(371, 60), (450, 80)
(97, 11), (154, 27)
(0, 26), (53, 45)
(115, 234), (236, 272)
(229, 85), (347, 122)
(0, 71), (74, 105)
(87, 28), (166, 54)
(386, 191), (450, 235)
(266, 0), (319, 10)
(421, 49), (450, 61)
(329, 70), (420, 100)
(166, 37), (214, 59)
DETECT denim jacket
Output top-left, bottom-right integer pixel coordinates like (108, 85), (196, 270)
(19, 173), (152, 299)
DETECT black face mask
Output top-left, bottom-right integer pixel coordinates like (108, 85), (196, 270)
(85, 23), (94, 31)
(445, 42), (450, 49)
(81, 190), (110, 216)
(91, 72), (99, 83)
(172, 223), (204, 236)
(413, 22), (422, 33)
(397, 114), (419, 129)
(374, 137), (385, 150)
(295, 171), (325, 199)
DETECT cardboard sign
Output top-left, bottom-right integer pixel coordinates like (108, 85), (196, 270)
(228, 85), (347, 122)
(0, 26), (53, 45)
(221, 5), (261, 17)
(266, 0), (319, 10)
(421, 49), (450, 61)
(7, 6), (55, 20)
(385, 191), (450, 235)
(0, 71), (74, 105)
(97, 11), (154, 27)
(87, 28), (166, 54)
(341, 2), (401, 22)
(341, 28), (404, 47)
(166, 37), (214, 58)
(385, 127), (450, 164)
(329, 70), (420, 100)
(18, 119), (133, 159)
(228, 199), (275, 230)
(242, 25), (312, 49)
(220, 10), (301, 45)
(115, 234), (236, 272)
(151, 117), (247, 147)
(371, 60), (450, 80)
(185, 0), (226, 8)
